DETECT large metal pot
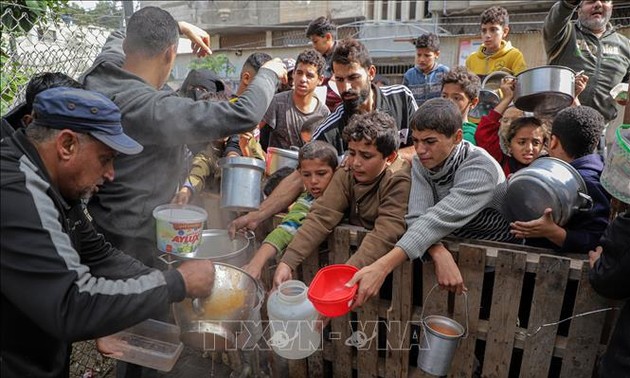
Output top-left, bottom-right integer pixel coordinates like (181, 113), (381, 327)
(219, 156), (265, 211)
(504, 157), (592, 226)
(469, 89), (501, 122)
(265, 147), (299, 176)
(513, 65), (575, 115)
(158, 229), (254, 266)
(171, 262), (264, 351)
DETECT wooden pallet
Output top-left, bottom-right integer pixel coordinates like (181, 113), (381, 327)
(260, 222), (618, 378)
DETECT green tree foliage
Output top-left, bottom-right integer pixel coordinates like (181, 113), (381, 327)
(189, 54), (235, 77)
(1, 0), (68, 113)
(1, 0), (68, 34)
(62, 1), (122, 30)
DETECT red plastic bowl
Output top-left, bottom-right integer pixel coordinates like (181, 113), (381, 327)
(307, 264), (359, 317)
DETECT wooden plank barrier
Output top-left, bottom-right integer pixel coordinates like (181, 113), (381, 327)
(260, 221), (619, 378)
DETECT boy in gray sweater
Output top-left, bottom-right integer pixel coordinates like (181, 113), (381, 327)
(348, 98), (514, 305)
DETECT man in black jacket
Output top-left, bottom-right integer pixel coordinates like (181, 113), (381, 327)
(0, 87), (215, 377)
(588, 96), (630, 377)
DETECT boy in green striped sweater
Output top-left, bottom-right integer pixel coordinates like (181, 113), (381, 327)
(243, 141), (338, 279)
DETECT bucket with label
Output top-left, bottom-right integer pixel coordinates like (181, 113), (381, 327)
(417, 284), (468, 376)
(153, 204), (207, 255)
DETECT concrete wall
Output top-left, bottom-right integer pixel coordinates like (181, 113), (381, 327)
(171, 25), (630, 89)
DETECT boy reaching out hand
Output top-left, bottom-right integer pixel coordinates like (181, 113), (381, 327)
(272, 111), (411, 288)
(243, 141), (338, 279)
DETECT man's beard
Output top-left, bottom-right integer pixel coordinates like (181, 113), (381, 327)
(342, 87), (370, 113)
(579, 11), (611, 31)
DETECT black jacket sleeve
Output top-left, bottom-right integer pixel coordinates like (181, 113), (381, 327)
(1, 173), (185, 341)
(588, 212), (630, 300)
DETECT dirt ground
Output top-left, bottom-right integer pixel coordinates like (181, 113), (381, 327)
(70, 341), (276, 378)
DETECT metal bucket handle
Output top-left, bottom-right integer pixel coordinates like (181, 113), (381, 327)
(420, 284), (469, 339)
(243, 229), (256, 241)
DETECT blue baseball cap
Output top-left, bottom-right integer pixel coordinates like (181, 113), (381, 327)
(32, 87), (143, 155)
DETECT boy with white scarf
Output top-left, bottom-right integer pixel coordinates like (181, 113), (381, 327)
(347, 98), (514, 305)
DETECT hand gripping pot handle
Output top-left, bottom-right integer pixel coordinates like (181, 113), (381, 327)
(244, 230), (256, 241)
(576, 192), (593, 212)
(420, 284), (469, 339)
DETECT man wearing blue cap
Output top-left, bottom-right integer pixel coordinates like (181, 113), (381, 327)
(0, 87), (216, 377)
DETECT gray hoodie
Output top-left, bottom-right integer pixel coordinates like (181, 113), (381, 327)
(81, 31), (278, 265)
(544, 1), (630, 122)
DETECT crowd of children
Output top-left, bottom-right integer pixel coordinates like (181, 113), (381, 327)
(142, 4), (622, 295)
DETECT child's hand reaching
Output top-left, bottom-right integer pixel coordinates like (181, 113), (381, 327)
(238, 132), (255, 157)
(499, 76), (516, 103)
(510, 208), (567, 247)
(574, 72), (589, 98)
(588, 246), (603, 269)
(171, 187), (192, 205)
(428, 244), (467, 294)
(272, 262), (293, 290)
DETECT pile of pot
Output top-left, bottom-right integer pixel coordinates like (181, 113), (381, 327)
(153, 205), (263, 351)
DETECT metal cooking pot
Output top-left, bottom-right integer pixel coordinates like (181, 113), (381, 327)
(482, 70), (511, 91)
(158, 229), (253, 266)
(219, 156), (265, 211)
(266, 147), (299, 176)
(469, 89), (501, 122)
(504, 157), (592, 226)
(513, 65), (575, 115)
(171, 262), (264, 351)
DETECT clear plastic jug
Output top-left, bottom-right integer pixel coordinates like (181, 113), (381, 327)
(266, 280), (321, 359)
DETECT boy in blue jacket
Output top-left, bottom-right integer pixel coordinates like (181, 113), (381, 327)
(510, 106), (611, 253)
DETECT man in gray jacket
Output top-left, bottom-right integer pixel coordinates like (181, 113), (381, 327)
(81, 6), (286, 266)
(544, 0), (630, 123)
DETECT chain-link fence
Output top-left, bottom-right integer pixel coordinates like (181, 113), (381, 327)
(0, 1), (121, 114)
(2, 3), (121, 376)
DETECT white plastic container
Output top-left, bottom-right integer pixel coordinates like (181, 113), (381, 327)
(266, 280), (321, 359)
(153, 204), (207, 255)
(108, 319), (184, 372)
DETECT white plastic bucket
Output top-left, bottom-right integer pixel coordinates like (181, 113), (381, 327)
(153, 204), (208, 254)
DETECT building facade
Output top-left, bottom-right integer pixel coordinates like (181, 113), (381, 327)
(139, 0), (630, 87)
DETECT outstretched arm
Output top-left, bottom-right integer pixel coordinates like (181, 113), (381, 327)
(178, 21), (211, 57)
(229, 170), (304, 237)
(543, 1), (579, 62)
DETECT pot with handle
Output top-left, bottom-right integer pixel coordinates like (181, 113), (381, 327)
(219, 156), (266, 211)
(513, 65), (576, 115)
(158, 229), (254, 266)
(165, 262), (264, 351)
(417, 284), (469, 376)
(504, 157), (593, 226)
(265, 147), (299, 176)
